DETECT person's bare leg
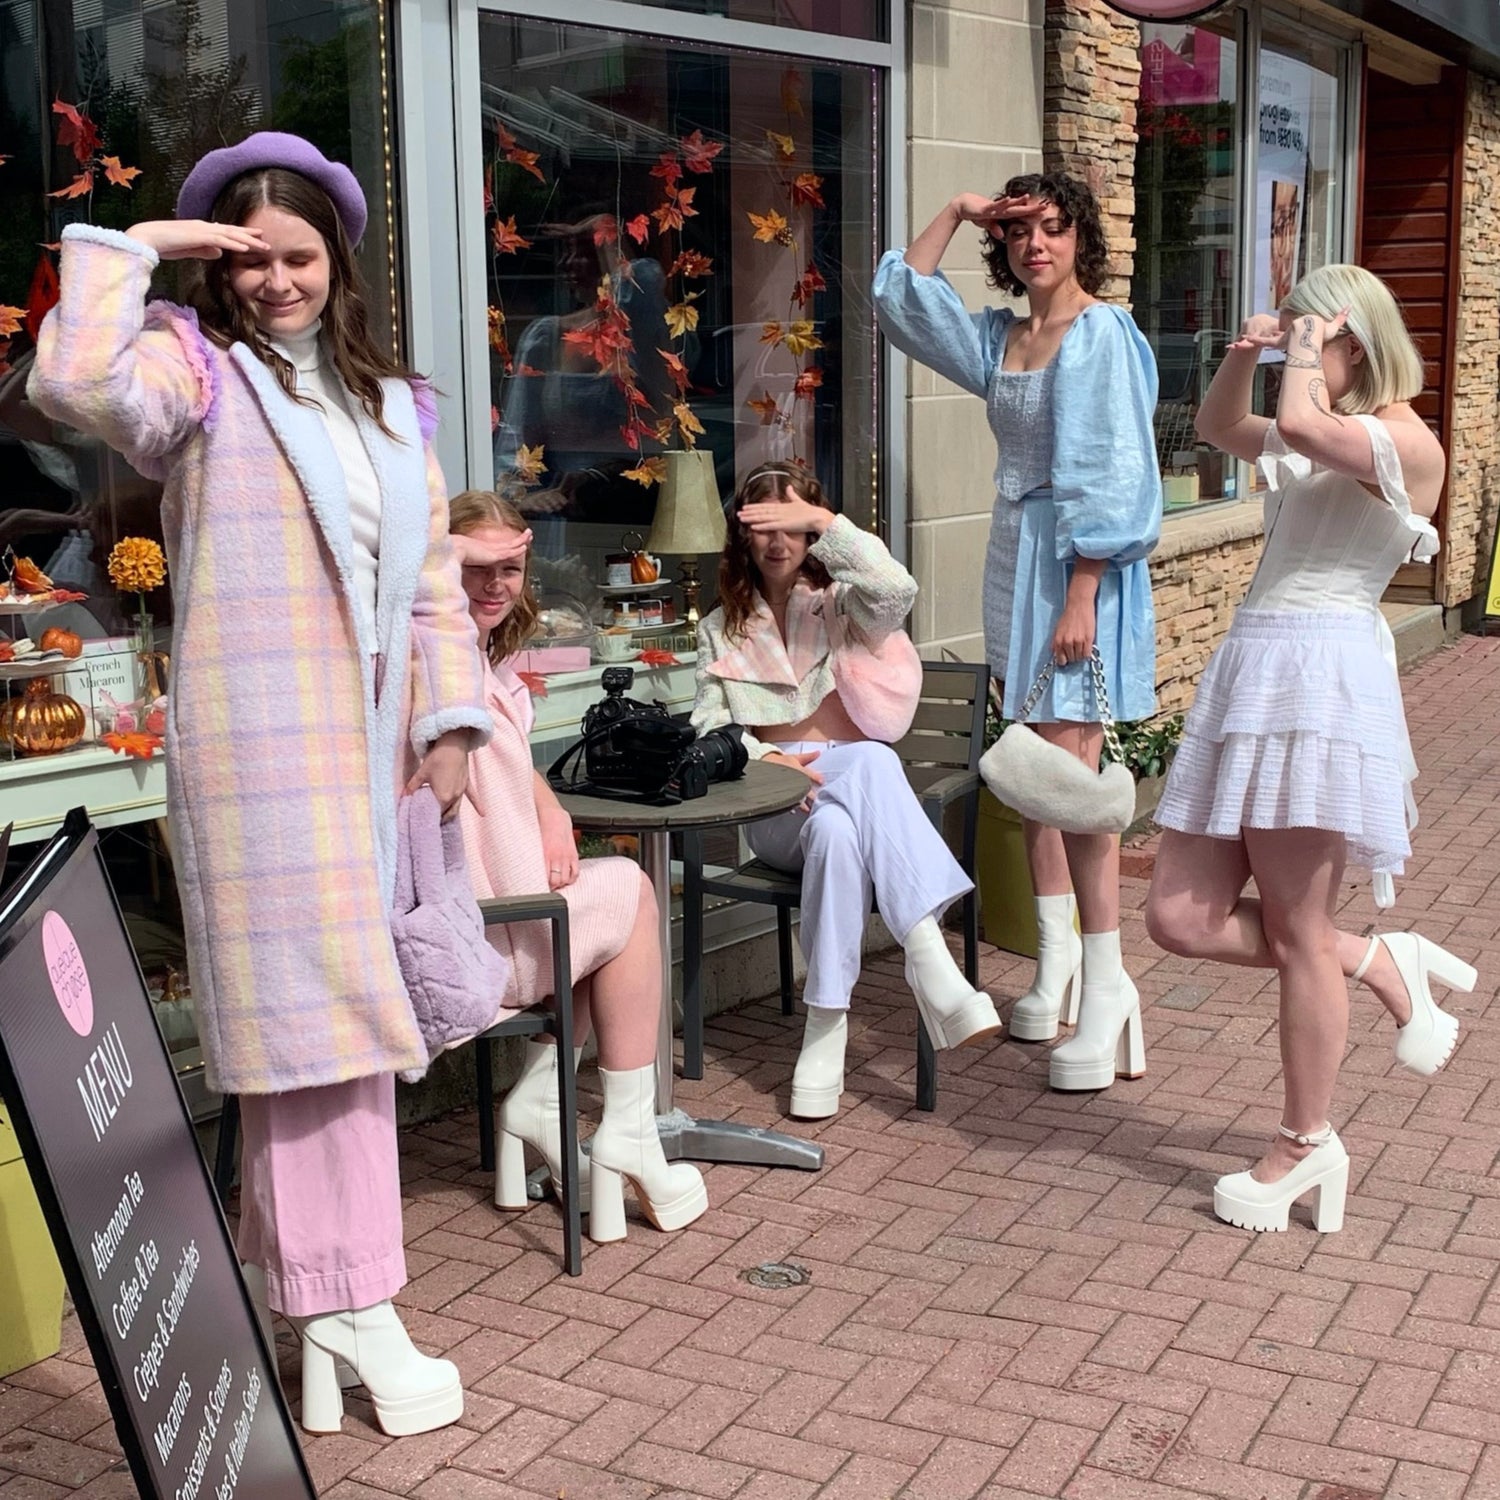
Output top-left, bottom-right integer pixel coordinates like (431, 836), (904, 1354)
(584, 868), (661, 1072)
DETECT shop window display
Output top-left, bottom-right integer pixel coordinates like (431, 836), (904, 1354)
(479, 13), (880, 613)
(0, 0), (397, 1109)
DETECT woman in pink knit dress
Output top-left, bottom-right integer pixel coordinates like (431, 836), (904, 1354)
(451, 490), (707, 1244)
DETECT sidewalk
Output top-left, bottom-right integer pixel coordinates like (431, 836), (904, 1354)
(5, 635), (1500, 1500)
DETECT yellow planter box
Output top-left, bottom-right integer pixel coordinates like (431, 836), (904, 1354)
(975, 789), (1039, 958)
(0, 1104), (65, 1377)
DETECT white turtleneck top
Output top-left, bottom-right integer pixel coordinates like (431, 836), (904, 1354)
(269, 322), (382, 643)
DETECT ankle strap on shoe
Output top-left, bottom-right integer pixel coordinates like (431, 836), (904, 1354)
(1278, 1122), (1334, 1148)
(1350, 935), (1381, 983)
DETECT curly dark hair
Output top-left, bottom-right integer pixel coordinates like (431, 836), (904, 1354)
(717, 460), (835, 643)
(979, 172), (1109, 298)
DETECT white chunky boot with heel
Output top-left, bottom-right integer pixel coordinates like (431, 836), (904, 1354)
(1048, 930), (1144, 1091)
(1008, 894), (1082, 1041)
(1353, 932), (1474, 1076)
(903, 915), (1002, 1049)
(495, 1040), (590, 1213)
(790, 1006), (848, 1119)
(292, 1301), (463, 1436)
(587, 1064), (708, 1243)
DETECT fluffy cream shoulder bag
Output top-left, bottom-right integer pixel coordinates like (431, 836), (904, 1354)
(978, 648), (1136, 835)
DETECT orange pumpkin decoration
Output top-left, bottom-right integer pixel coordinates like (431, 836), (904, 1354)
(630, 551), (660, 584)
(0, 677), (87, 754)
(39, 627), (83, 659)
(11, 556), (54, 595)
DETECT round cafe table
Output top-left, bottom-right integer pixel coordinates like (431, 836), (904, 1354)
(554, 758), (823, 1171)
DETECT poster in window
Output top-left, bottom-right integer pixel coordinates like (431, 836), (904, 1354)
(1253, 49), (1311, 326)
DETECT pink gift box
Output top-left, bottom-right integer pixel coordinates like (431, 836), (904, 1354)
(513, 646), (591, 675)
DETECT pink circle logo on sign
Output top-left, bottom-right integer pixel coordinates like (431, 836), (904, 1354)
(1104, 0), (1230, 18)
(43, 910), (94, 1037)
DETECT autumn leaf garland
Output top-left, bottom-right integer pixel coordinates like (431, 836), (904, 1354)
(745, 68), (829, 433)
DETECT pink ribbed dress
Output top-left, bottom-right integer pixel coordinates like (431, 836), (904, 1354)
(460, 661), (637, 1004)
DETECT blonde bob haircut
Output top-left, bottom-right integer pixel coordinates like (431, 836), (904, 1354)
(448, 489), (540, 665)
(1280, 263), (1424, 415)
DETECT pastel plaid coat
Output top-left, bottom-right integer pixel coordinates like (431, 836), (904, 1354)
(30, 225), (490, 1094)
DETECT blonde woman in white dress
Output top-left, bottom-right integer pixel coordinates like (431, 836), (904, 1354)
(1147, 264), (1477, 1233)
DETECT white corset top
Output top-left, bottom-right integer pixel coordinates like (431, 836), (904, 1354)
(1243, 413), (1439, 615)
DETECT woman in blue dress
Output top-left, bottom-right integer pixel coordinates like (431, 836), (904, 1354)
(874, 172), (1162, 1092)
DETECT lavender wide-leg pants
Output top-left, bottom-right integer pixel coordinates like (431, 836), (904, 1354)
(236, 1073), (406, 1317)
(745, 740), (971, 1010)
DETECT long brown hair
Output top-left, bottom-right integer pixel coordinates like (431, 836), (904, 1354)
(718, 460), (836, 643)
(183, 167), (414, 436)
(449, 489), (541, 665)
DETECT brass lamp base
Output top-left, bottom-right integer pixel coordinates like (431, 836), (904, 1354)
(676, 557), (705, 629)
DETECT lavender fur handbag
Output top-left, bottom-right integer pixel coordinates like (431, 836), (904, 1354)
(390, 786), (510, 1081)
(978, 648), (1136, 836)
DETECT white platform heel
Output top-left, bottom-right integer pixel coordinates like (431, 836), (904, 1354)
(292, 1301), (463, 1436)
(1353, 933), (1474, 1076)
(903, 915), (1002, 1049)
(494, 1041), (590, 1213)
(587, 1065), (708, 1243)
(790, 1007), (848, 1119)
(1048, 930), (1145, 1091)
(1008, 894), (1082, 1041)
(1213, 1124), (1349, 1233)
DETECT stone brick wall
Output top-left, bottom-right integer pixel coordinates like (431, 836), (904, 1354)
(1447, 73), (1500, 610)
(1043, 0), (1141, 301)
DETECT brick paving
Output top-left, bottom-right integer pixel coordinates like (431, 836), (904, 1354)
(5, 635), (1500, 1499)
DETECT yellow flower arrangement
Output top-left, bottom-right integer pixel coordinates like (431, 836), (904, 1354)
(107, 537), (167, 594)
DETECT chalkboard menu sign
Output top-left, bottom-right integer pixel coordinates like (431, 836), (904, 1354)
(0, 811), (316, 1500)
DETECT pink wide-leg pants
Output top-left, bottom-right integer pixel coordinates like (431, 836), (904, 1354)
(235, 1073), (407, 1317)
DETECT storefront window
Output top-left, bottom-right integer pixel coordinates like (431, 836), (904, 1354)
(1132, 18), (1240, 509)
(479, 12), (880, 608)
(617, 0), (885, 43)
(0, 0), (397, 1109)
(1132, 9), (1350, 511)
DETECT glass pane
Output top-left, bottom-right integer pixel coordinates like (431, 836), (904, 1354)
(480, 14), (880, 616)
(1131, 18), (1241, 509)
(611, 0), (885, 43)
(1250, 24), (1347, 453)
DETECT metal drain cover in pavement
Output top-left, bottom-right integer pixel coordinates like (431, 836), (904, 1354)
(742, 1261), (811, 1290)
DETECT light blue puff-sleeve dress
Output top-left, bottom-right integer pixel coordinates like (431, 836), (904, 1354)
(873, 249), (1162, 724)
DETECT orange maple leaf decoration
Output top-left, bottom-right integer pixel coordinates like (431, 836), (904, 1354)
(657, 348), (690, 395)
(765, 130), (795, 159)
(652, 185), (697, 234)
(515, 671), (549, 699)
(680, 130), (724, 174)
(512, 444), (546, 485)
(48, 170), (94, 200)
(592, 215), (619, 247)
(793, 261), (827, 308)
(793, 367), (824, 401)
(747, 392), (779, 425)
(624, 213), (650, 244)
(636, 649), (680, 668)
(790, 172), (825, 209)
(52, 100), (99, 164)
(0, 306), (23, 338)
(102, 731), (162, 761)
(102, 155), (141, 188)
(650, 152), (684, 188)
(780, 69), (806, 119)
(747, 209), (791, 246)
(623, 456), (669, 487)
(669, 251), (713, 278)
(496, 123), (545, 183)
(492, 215), (531, 254)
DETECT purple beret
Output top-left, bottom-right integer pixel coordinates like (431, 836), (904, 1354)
(176, 131), (368, 246)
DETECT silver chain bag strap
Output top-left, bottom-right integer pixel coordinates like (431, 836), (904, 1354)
(978, 646), (1136, 835)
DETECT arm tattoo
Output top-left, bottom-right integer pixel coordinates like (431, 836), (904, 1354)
(1305, 376), (1343, 422)
(1295, 321), (1318, 356)
(1284, 354), (1322, 369)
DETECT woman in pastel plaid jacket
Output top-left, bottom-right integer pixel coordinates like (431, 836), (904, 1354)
(29, 135), (488, 1437)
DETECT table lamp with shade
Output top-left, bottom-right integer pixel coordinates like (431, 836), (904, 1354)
(646, 448), (727, 630)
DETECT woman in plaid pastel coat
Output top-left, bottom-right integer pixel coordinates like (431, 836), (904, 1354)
(29, 133), (488, 1438)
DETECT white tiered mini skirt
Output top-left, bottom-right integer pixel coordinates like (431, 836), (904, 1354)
(1156, 610), (1414, 883)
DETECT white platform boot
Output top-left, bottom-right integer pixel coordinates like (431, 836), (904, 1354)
(495, 1041), (590, 1213)
(1214, 1124), (1348, 1233)
(242, 1262), (359, 1391)
(1008, 894), (1082, 1041)
(292, 1301), (463, 1436)
(903, 916), (1002, 1049)
(587, 1065), (708, 1243)
(789, 1006), (848, 1118)
(1048, 930), (1145, 1091)
(1353, 932), (1475, 1075)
